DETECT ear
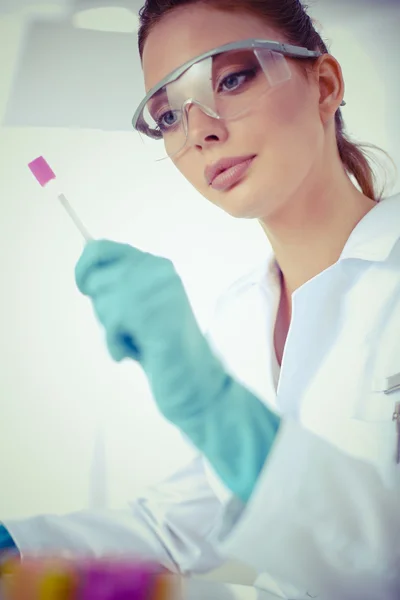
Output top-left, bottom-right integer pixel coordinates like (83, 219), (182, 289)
(313, 54), (345, 124)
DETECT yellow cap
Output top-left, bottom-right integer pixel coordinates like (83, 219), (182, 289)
(39, 569), (76, 600)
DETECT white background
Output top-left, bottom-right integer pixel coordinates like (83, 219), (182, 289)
(0, 0), (399, 524)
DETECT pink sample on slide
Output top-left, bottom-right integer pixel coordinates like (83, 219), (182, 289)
(27, 155), (92, 240)
(28, 156), (56, 187)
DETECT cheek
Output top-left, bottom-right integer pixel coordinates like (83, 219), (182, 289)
(259, 91), (324, 175)
(268, 82), (319, 138)
(171, 88), (323, 215)
(173, 152), (210, 197)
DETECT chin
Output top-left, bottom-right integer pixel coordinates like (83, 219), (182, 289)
(209, 181), (277, 220)
(213, 197), (265, 220)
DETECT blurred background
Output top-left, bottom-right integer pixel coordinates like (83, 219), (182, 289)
(0, 0), (398, 541)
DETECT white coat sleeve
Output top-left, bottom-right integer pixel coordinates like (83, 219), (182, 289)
(2, 455), (226, 575)
(212, 419), (400, 600)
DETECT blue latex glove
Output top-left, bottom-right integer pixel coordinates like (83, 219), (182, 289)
(0, 524), (17, 558)
(75, 240), (281, 502)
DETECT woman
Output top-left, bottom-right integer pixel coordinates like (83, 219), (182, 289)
(2, 1), (400, 598)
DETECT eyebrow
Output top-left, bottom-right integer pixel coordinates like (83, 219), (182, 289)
(147, 86), (169, 114)
(151, 85), (167, 100)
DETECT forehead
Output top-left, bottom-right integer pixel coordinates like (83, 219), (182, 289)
(142, 5), (283, 92)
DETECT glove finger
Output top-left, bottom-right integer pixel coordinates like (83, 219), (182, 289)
(75, 239), (143, 295)
(90, 290), (123, 328)
(79, 261), (131, 299)
(90, 292), (142, 361)
(130, 259), (182, 308)
(106, 326), (141, 362)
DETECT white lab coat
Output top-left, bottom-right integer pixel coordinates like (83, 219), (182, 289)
(4, 193), (400, 600)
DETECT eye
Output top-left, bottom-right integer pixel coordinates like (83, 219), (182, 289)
(156, 109), (181, 132)
(218, 68), (257, 93)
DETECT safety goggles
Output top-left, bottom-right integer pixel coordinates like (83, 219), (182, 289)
(132, 38), (346, 161)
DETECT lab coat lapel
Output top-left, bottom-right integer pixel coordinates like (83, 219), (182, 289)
(207, 257), (282, 413)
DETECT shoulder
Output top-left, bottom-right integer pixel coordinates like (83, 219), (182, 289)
(379, 192), (400, 264)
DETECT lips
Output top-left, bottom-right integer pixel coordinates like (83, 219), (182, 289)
(205, 155), (256, 186)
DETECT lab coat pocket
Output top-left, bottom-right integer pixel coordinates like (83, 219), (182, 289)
(353, 391), (398, 422)
(352, 367), (400, 422)
(350, 374), (400, 480)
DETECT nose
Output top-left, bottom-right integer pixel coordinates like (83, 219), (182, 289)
(184, 103), (229, 150)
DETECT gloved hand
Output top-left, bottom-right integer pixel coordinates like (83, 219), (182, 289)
(0, 524), (17, 560)
(75, 240), (281, 502)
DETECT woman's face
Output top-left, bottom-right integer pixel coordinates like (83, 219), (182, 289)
(142, 5), (342, 220)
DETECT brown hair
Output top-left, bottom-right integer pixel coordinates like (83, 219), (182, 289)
(138, 0), (395, 201)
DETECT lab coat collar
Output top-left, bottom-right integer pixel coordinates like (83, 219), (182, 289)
(249, 193), (400, 289)
(339, 193), (400, 262)
(245, 251), (281, 291)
